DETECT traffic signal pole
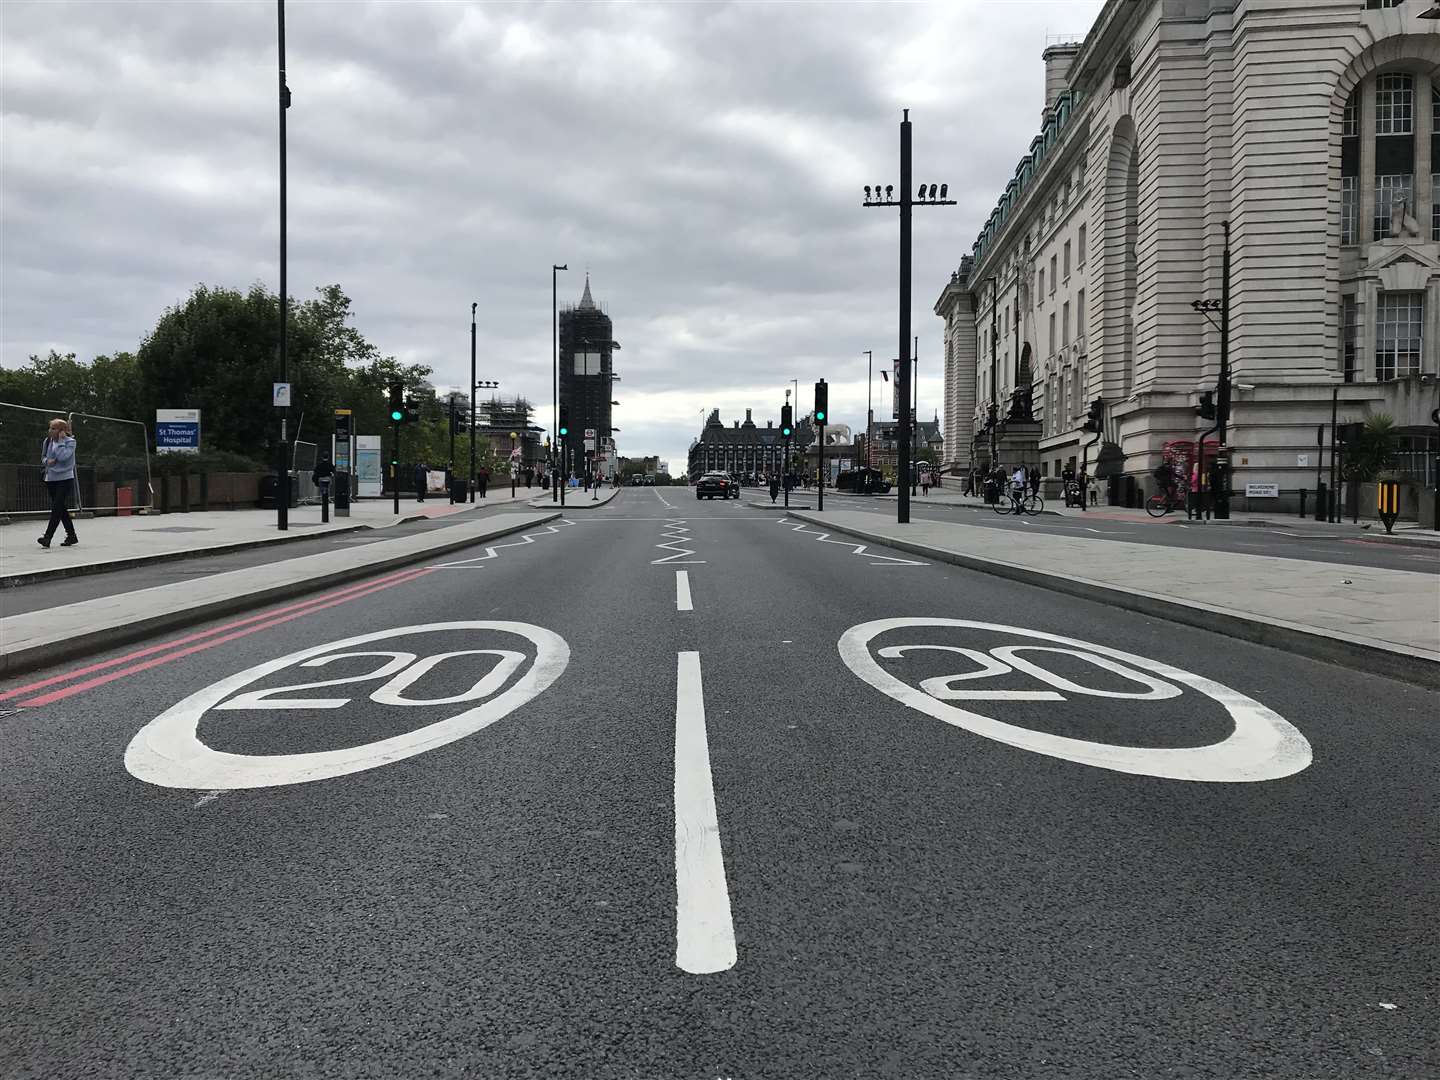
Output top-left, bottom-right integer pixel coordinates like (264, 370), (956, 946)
(391, 418), (400, 516)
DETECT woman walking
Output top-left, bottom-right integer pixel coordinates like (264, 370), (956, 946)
(38, 417), (79, 548)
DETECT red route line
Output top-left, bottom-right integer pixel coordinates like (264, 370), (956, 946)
(13, 568), (436, 708)
(0, 566), (426, 703)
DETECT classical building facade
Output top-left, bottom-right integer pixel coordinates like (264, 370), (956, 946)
(687, 409), (814, 479)
(936, 0), (1440, 504)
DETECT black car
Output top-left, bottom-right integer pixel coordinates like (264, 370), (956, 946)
(835, 467), (892, 494)
(695, 472), (735, 500)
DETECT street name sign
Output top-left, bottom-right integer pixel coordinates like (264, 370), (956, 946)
(1245, 483), (1279, 498)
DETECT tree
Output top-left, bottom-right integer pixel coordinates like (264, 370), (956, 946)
(1343, 414), (1399, 482)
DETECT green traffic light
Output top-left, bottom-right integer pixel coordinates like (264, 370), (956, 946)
(390, 409), (404, 422)
(815, 410), (825, 422)
(559, 426), (568, 436)
(782, 427), (792, 437)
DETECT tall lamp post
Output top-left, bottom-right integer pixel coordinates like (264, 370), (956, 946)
(275, 0), (292, 531)
(862, 109), (955, 524)
(863, 350), (874, 470)
(551, 264), (566, 502)
(469, 302), (478, 501)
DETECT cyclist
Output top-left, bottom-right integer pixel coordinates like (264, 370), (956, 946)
(1153, 460), (1179, 509)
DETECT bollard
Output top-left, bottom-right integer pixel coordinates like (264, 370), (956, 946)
(1378, 480), (1400, 534)
(320, 481), (330, 524)
(1298, 488), (1307, 519)
(1315, 481), (1327, 521)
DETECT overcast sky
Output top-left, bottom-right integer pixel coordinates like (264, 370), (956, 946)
(2, 0), (1103, 471)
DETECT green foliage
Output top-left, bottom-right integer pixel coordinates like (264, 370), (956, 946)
(2, 283), (436, 466)
(1342, 414), (1399, 482)
(152, 450), (270, 476)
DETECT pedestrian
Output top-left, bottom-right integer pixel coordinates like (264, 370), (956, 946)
(413, 461), (427, 502)
(1029, 468), (1041, 498)
(477, 465), (490, 498)
(37, 417), (79, 548)
(769, 474), (780, 504)
(1011, 464), (1027, 502)
(920, 472), (931, 496)
(1188, 460), (1203, 520)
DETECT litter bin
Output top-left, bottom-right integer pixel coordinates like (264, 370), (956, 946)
(451, 477), (469, 503)
(256, 473), (299, 509)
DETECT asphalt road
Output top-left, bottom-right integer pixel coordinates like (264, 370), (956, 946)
(816, 490), (1440, 574)
(3, 487), (1436, 1079)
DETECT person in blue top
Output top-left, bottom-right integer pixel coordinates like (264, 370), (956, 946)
(38, 417), (79, 548)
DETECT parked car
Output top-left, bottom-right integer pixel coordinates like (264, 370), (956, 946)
(695, 472), (735, 499)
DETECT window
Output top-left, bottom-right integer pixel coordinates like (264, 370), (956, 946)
(1049, 255), (1057, 292)
(1364, 0), (1404, 8)
(1077, 225), (1087, 265)
(1343, 91), (1359, 139)
(1063, 302), (1071, 347)
(1374, 173), (1412, 240)
(1341, 176), (1359, 244)
(1039, 268), (1045, 298)
(1063, 241), (1072, 279)
(1048, 313), (1056, 355)
(1375, 292), (1422, 381)
(1076, 289), (1086, 336)
(1434, 173), (1440, 241)
(1434, 85), (1439, 135)
(1342, 295), (1357, 384)
(1375, 74), (1413, 136)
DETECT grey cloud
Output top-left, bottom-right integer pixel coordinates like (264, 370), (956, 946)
(2, 0), (1103, 468)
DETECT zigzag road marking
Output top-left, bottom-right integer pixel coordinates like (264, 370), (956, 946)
(653, 518), (705, 565)
(428, 519), (576, 568)
(775, 519), (926, 566)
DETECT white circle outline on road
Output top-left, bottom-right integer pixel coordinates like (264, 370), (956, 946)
(125, 622), (570, 790)
(839, 618), (1311, 782)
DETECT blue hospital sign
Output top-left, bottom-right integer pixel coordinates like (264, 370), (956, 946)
(155, 409), (201, 453)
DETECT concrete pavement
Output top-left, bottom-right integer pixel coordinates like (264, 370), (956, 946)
(0, 488), (542, 587)
(789, 508), (1440, 686)
(2, 488), (1435, 1078)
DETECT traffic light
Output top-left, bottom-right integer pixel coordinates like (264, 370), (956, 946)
(1195, 391), (1216, 421)
(814, 379), (828, 424)
(558, 405), (569, 438)
(404, 399), (421, 425)
(781, 404), (793, 437)
(388, 383), (404, 423)
(1082, 397), (1104, 433)
(451, 408), (468, 435)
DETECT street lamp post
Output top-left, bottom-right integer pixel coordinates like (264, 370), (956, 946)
(863, 350), (874, 471)
(862, 109), (954, 524)
(552, 264), (566, 503)
(275, 0), (292, 531)
(469, 302), (477, 501)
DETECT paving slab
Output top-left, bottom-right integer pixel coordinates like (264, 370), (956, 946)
(0, 491), (541, 587)
(788, 509), (1440, 688)
(0, 510), (561, 678)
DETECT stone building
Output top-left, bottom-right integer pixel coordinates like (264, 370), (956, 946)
(687, 409), (814, 479)
(936, 0), (1440, 507)
(558, 275), (617, 478)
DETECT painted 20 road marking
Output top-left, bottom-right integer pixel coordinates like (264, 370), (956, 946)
(841, 618), (1313, 783)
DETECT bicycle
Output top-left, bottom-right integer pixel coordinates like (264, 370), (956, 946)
(994, 487), (1045, 516)
(1145, 488), (1184, 518)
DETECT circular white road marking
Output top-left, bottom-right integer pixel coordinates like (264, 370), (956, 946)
(125, 622), (569, 790)
(840, 618), (1311, 782)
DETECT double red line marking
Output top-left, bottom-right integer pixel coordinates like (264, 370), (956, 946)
(0, 566), (435, 708)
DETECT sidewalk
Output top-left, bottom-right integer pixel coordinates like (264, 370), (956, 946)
(528, 485), (620, 509)
(788, 508), (1440, 688)
(826, 488), (1440, 546)
(0, 509), (561, 678)
(0, 488), (537, 587)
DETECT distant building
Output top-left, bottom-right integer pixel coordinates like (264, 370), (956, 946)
(558, 275), (618, 477)
(861, 415), (944, 478)
(687, 408), (814, 478)
(936, 0), (1439, 508)
(474, 396), (544, 474)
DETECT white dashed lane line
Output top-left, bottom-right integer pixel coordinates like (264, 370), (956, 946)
(675, 570), (693, 612)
